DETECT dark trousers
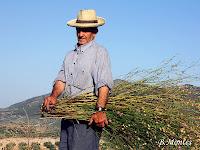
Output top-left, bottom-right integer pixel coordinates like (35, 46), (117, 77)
(59, 119), (102, 150)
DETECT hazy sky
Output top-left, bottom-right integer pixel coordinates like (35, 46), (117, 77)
(0, 0), (200, 108)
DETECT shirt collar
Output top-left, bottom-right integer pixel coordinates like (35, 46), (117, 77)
(74, 40), (94, 53)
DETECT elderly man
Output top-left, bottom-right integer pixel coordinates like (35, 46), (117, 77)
(43, 9), (113, 150)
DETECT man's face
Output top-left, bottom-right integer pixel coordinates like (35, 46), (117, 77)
(76, 28), (96, 45)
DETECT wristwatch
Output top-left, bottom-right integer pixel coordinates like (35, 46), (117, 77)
(96, 106), (106, 112)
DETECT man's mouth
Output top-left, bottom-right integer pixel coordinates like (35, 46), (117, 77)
(78, 36), (86, 39)
(79, 38), (85, 41)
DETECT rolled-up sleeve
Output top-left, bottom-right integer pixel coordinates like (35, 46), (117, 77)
(54, 62), (66, 84)
(93, 48), (113, 95)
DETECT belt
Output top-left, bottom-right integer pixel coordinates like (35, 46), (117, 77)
(62, 119), (103, 134)
(65, 119), (89, 124)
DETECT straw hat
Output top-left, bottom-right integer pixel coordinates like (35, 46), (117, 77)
(67, 9), (105, 28)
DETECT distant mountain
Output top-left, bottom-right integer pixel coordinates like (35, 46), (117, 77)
(0, 93), (61, 138)
(0, 94), (49, 123)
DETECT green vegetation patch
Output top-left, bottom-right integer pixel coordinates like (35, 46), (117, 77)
(6, 142), (16, 150)
(31, 142), (41, 150)
(18, 142), (28, 150)
(43, 141), (56, 150)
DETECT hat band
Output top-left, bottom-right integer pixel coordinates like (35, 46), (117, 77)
(76, 20), (98, 23)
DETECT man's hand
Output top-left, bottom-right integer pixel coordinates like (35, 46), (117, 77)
(42, 80), (65, 112)
(43, 96), (57, 112)
(88, 111), (108, 128)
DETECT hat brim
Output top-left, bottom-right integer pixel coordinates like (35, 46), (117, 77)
(67, 17), (105, 28)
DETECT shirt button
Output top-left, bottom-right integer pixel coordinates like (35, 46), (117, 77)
(74, 62), (75, 64)
(70, 73), (72, 75)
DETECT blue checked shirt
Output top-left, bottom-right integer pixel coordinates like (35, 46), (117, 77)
(54, 40), (113, 96)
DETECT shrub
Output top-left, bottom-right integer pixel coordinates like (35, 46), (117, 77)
(18, 142), (28, 150)
(6, 142), (16, 150)
(31, 142), (40, 150)
(55, 141), (60, 147)
(43, 141), (56, 150)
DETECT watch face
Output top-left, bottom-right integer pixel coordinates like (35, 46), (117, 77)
(95, 105), (106, 111)
(98, 107), (103, 111)
(96, 106), (106, 111)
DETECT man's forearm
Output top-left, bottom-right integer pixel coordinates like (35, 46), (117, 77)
(89, 86), (109, 127)
(96, 86), (109, 108)
(50, 80), (65, 98)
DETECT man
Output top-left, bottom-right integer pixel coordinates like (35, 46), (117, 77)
(43, 9), (113, 150)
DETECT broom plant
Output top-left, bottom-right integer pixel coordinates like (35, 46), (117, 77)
(41, 58), (200, 149)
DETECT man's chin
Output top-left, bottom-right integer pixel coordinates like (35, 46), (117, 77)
(78, 41), (87, 45)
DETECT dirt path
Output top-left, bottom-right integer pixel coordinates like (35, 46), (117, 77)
(0, 137), (59, 150)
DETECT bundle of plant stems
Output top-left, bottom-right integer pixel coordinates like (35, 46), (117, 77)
(41, 58), (200, 150)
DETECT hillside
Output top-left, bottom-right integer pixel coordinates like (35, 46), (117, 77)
(0, 94), (47, 123)
(0, 93), (61, 138)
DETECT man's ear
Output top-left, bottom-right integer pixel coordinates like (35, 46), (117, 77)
(93, 33), (97, 38)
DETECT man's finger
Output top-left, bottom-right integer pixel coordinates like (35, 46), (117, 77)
(45, 97), (50, 106)
(97, 122), (105, 128)
(46, 103), (50, 111)
(88, 117), (94, 125)
(101, 122), (105, 128)
(49, 99), (54, 105)
(42, 98), (48, 112)
(105, 119), (108, 126)
(45, 98), (50, 111)
(44, 98), (47, 107)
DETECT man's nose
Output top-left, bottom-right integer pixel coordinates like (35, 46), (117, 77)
(78, 31), (84, 36)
